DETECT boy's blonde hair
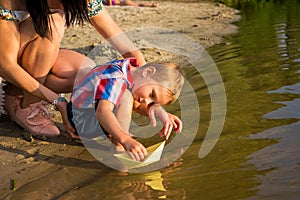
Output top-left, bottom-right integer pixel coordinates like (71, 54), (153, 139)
(140, 62), (184, 104)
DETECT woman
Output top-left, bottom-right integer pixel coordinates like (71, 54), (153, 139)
(0, 0), (146, 138)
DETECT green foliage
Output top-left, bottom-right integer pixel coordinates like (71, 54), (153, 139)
(215, 0), (278, 8)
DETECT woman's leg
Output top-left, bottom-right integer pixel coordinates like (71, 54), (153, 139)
(8, 12), (65, 136)
(19, 12), (65, 108)
(45, 48), (96, 93)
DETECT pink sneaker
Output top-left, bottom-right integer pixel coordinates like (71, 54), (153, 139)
(4, 94), (21, 121)
(14, 101), (60, 137)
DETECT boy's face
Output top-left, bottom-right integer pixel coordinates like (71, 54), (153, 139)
(132, 80), (170, 111)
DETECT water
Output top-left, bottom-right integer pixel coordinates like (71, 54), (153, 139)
(208, 0), (300, 199)
(4, 0), (300, 199)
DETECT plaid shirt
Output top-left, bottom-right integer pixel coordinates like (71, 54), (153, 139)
(71, 58), (138, 108)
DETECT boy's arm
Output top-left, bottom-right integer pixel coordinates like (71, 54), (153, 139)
(148, 104), (183, 140)
(96, 100), (147, 161)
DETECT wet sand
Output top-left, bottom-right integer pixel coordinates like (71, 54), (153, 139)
(0, 1), (240, 197)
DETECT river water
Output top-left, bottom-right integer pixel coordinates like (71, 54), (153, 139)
(4, 0), (300, 199)
(208, 0), (300, 199)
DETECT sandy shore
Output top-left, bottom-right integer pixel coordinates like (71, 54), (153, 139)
(0, 1), (239, 196)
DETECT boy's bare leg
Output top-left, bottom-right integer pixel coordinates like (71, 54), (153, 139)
(112, 89), (133, 152)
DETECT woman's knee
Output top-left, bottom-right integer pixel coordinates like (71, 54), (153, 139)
(52, 49), (95, 78)
(19, 13), (65, 78)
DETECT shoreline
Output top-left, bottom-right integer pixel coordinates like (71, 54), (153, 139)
(0, 1), (240, 196)
(62, 1), (240, 56)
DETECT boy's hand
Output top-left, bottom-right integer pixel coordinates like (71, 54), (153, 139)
(166, 113), (183, 134)
(148, 104), (183, 140)
(122, 137), (148, 161)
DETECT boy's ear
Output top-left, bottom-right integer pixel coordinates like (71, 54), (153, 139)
(142, 66), (156, 77)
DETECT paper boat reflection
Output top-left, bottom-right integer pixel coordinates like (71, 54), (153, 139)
(114, 141), (166, 169)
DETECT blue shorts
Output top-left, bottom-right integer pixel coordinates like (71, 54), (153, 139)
(67, 101), (109, 138)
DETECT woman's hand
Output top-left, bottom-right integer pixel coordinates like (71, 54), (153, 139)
(148, 104), (183, 140)
(55, 100), (79, 139)
(122, 136), (148, 161)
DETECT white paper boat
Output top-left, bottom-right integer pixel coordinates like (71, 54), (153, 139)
(114, 141), (166, 169)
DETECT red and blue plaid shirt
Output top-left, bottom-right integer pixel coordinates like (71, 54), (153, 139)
(71, 58), (138, 108)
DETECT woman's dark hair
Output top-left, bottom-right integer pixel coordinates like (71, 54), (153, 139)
(26, 0), (90, 39)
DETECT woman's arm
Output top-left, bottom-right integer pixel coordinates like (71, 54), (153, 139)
(89, 6), (146, 65)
